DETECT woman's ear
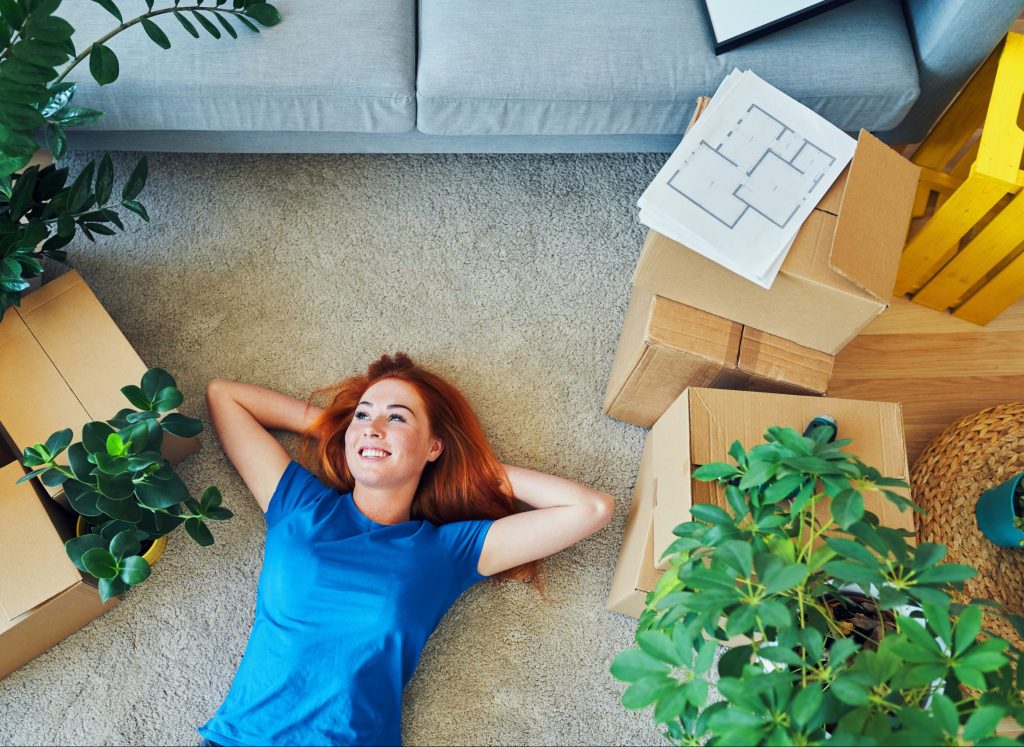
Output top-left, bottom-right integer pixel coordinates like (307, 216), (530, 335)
(427, 437), (444, 463)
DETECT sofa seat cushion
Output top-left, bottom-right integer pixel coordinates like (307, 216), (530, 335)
(58, 0), (416, 134)
(417, 0), (920, 136)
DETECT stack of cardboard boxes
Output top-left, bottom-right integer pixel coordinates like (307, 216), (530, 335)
(0, 270), (199, 678)
(605, 122), (920, 429)
(606, 111), (922, 617)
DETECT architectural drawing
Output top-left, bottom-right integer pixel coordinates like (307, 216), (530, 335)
(665, 103), (837, 230)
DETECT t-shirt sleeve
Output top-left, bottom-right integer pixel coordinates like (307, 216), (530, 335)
(438, 518), (495, 588)
(265, 460), (328, 527)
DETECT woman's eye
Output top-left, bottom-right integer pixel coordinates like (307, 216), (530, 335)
(389, 414), (406, 422)
(355, 411), (368, 420)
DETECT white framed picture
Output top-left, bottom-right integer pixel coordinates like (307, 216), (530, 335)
(702, 0), (858, 54)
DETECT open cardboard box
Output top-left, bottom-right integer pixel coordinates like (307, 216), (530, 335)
(608, 388), (914, 615)
(0, 460), (120, 680)
(604, 288), (832, 427)
(632, 121), (920, 356)
(650, 387), (913, 571)
(0, 270), (202, 679)
(0, 270), (199, 509)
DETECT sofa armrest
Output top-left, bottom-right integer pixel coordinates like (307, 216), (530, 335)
(881, 0), (1023, 143)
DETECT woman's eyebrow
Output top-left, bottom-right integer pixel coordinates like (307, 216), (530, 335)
(358, 400), (416, 416)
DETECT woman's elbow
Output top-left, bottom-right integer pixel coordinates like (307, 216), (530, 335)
(588, 492), (616, 531)
(206, 377), (236, 404)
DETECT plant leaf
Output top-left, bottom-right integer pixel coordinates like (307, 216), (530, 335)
(88, 43), (119, 86)
(610, 648), (671, 682)
(121, 156), (148, 201)
(89, 0), (123, 22)
(174, 10), (200, 38)
(81, 546), (118, 578)
(140, 17), (171, 49)
(963, 705), (1006, 743)
(160, 412), (203, 438)
(243, 2), (281, 26)
(192, 10), (221, 38)
(119, 555), (152, 585)
(954, 604), (982, 656)
(95, 153), (113, 205)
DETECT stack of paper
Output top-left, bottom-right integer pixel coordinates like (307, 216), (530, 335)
(638, 69), (857, 288)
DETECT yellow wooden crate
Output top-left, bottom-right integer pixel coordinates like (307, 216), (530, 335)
(894, 32), (1024, 325)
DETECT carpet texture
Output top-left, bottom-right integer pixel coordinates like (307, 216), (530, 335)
(0, 150), (669, 746)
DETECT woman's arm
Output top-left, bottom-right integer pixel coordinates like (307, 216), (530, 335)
(476, 463), (615, 577)
(206, 379), (325, 512)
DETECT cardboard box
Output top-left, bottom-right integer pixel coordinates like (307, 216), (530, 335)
(607, 439), (662, 618)
(0, 270), (199, 506)
(0, 461), (120, 680)
(604, 289), (832, 427)
(632, 130), (920, 355)
(650, 388), (913, 570)
(734, 327), (833, 395)
(608, 388), (915, 617)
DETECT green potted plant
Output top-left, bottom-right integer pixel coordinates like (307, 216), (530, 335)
(977, 472), (1024, 549)
(16, 367), (232, 602)
(0, 0), (282, 318)
(611, 425), (1024, 745)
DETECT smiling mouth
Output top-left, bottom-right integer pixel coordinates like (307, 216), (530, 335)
(359, 447), (391, 460)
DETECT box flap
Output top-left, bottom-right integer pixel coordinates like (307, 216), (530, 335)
(651, 388), (913, 565)
(0, 463), (81, 621)
(14, 269), (81, 316)
(651, 392), (694, 570)
(0, 308), (92, 500)
(16, 270), (150, 420)
(687, 388), (903, 476)
(829, 130), (920, 301)
(607, 439), (662, 616)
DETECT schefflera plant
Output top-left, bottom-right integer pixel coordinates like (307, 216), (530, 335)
(611, 425), (1024, 746)
(17, 367), (232, 602)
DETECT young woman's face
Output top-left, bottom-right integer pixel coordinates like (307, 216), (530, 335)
(344, 378), (443, 492)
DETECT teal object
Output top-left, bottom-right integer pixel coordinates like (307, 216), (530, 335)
(976, 472), (1024, 548)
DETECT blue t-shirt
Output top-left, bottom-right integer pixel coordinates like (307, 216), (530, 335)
(197, 460), (494, 746)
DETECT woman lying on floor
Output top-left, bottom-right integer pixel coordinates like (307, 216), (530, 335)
(196, 352), (615, 747)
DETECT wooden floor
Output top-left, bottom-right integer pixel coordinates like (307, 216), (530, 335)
(830, 295), (1024, 468)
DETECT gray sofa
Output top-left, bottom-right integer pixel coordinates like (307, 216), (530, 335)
(61, 0), (1023, 154)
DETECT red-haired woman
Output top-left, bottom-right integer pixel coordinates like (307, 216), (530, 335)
(196, 353), (615, 747)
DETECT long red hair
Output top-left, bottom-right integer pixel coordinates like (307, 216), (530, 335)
(298, 352), (544, 590)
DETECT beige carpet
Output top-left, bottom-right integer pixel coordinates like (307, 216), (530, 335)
(0, 150), (667, 746)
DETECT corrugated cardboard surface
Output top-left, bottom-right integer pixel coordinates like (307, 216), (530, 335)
(633, 229), (882, 355)
(738, 328), (833, 393)
(603, 289), (742, 427)
(603, 289), (830, 427)
(607, 439), (662, 617)
(0, 461), (120, 680)
(17, 271), (150, 421)
(632, 131), (917, 355)
(829, 131), (920, 301)
(0, 312), (92, 501)
(0, 271), (200, 501)
(0, 462), (81, 620)
(0, 583), (119, 680)
(650, 388), (912, 570)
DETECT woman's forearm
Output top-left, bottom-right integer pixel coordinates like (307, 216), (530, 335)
(207, 379), (325, 436)
(500, 463), (612, 512)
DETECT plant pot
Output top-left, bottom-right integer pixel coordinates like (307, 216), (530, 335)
(74, 515), (169, 566)
(976, 472), (1024, 548)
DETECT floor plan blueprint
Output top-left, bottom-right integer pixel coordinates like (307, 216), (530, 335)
(638, 69), (856, 288)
